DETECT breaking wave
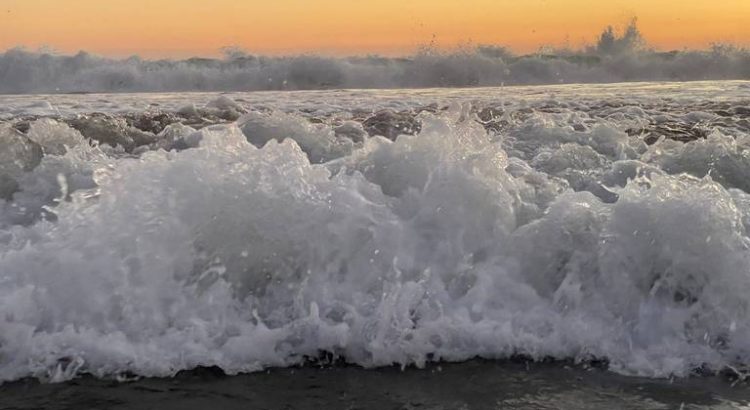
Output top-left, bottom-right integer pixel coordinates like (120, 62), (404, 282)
(1, 44), (749, 94)
(3, 84), (750, 382)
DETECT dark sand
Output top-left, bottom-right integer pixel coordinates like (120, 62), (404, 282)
(2, 360), (750, 410)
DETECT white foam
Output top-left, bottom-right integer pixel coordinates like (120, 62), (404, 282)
(2, 87), (750, 383)
(1, 47), (750, 94)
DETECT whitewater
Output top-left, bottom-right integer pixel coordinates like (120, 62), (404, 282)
(2, 44), (750, 93)
(2, 81), (750, 384)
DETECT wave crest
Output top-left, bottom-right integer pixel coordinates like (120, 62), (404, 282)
(1, 43), (749, 94)
(3, 97), (750, 381)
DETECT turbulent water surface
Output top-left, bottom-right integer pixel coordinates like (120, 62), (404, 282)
(2, 81), (750, 390)
(2, 45), (750, 94)
(4, 360), (750, 409)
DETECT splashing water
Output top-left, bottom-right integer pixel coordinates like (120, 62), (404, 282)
(2, 82), (750, 383)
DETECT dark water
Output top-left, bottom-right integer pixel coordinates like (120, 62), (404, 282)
(2, 361), (749, 410)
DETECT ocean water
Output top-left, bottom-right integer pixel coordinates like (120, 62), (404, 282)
(2, 81), (750, 394)
(2, 46), (750, 94)
(3, 360), (750, 409)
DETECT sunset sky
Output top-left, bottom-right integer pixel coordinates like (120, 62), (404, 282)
(1, 0), (749, 58)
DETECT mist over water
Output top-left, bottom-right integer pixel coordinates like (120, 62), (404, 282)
(2, 21), (749, 94)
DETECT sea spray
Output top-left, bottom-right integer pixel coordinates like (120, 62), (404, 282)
(2, 85), (750, 382)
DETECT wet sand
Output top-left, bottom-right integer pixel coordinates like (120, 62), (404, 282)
(2, 360), (749, 410)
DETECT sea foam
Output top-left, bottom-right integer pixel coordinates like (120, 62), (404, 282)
(2, 86), (750, 383)
(1, 45), (749, 94)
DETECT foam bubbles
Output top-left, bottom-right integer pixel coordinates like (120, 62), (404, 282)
(3, 86), (750, 383)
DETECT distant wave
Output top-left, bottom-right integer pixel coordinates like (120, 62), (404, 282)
(0, 46), (748, 94)
(1, 19), (749, 94)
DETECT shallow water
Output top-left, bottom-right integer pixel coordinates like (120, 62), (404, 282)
(2, 81), (750, 384)
(2, 361), (750, 410)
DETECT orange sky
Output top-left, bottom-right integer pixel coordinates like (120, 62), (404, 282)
(0, 0), (748, 58)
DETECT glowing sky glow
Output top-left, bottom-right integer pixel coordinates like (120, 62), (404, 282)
(1, 0), (748, 57)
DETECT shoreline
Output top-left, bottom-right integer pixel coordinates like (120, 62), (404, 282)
(2, 359), (750, 409)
